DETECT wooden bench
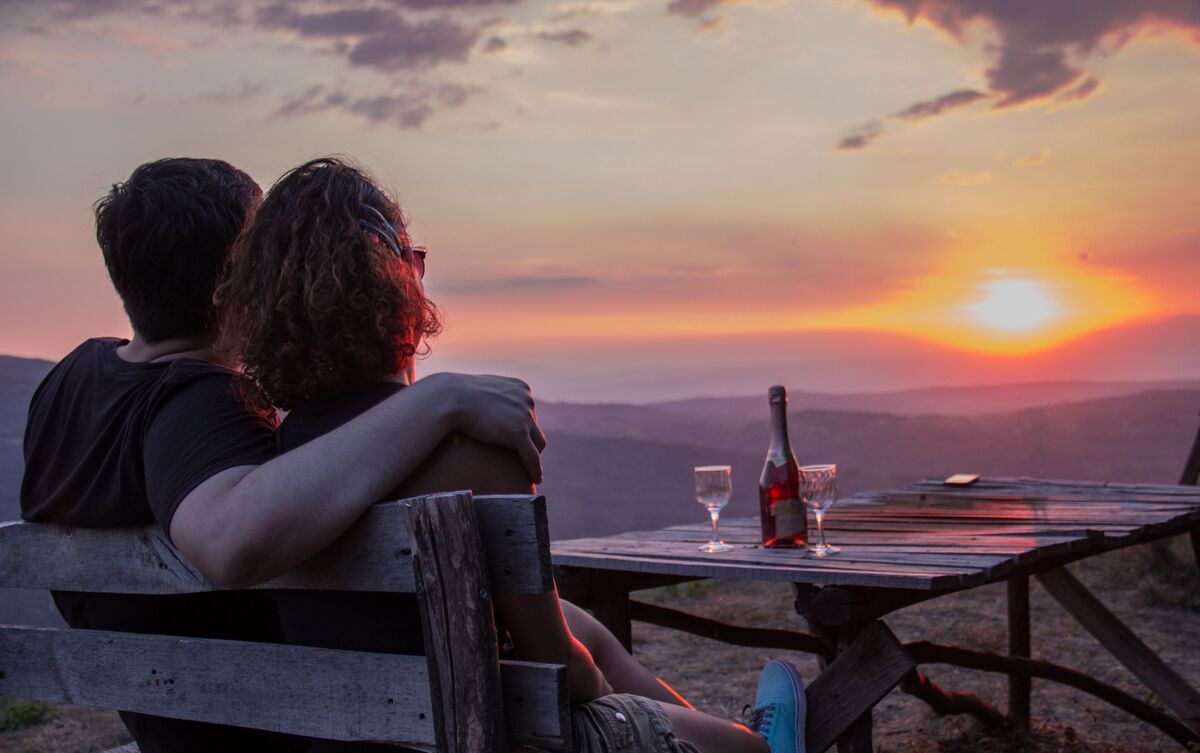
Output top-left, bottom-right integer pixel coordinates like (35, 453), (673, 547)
(0, 489), (914, 753)
(0, 491), (570, 752)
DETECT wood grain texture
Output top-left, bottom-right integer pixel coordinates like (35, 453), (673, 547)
(0, 625), (566, 750)
(1006, 576), (1031, 726)
(501, 660), (570, 751)
(1036, 567), (1200, 734)
(553, 478), (1200, 593)
(0, 625), (436, 744)
(405, 491), (506, 753)
(804, 621), (914, 753)
(0, 495), (551, 595)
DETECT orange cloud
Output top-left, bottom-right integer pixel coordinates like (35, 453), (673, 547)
(938, 169), (993, 187)
(1013, 149), (1051, 167)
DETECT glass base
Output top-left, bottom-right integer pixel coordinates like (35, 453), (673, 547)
(699, 541), (733, 553)
(806, 542), (841, 558)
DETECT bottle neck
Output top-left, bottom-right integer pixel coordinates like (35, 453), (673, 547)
(767, 399), (792, 456)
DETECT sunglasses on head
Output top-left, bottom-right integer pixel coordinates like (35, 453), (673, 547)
(359, 204), (427, 279)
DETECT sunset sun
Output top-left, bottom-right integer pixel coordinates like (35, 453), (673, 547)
(965, 278), (1060, 333)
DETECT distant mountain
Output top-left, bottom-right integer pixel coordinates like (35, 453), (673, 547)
(538, 387), (1200, 537)
(646, 380), (1200, 419)
(1, 352), (1198, 627)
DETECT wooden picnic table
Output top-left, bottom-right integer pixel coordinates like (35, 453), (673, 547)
(552, 477), (1200, 751)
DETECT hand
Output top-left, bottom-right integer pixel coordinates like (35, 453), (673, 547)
(417, 372), (547, 483)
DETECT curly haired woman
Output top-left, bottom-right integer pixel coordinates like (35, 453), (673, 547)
(216, 157), (805, 753)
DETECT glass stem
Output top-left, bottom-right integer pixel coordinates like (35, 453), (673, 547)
(816, 510), (827, 548)
(709, 509), (720, 545)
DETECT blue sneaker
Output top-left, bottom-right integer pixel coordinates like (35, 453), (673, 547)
(748, 659), (806, 753)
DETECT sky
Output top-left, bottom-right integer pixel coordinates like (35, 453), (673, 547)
(2, 0), (1199, 401)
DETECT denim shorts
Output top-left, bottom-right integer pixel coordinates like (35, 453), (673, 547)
(567, 694), (701, 753)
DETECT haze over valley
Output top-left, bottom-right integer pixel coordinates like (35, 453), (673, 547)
(3, 354), (1196, 626)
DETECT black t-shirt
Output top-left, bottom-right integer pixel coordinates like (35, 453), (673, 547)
(20, 338), (302, 753)
(277, 382), (425, 753)
(22, 338), (277, 532)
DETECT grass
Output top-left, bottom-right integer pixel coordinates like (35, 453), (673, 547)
(1094, 533), (1200, 612)
(0, 697), (52, 733)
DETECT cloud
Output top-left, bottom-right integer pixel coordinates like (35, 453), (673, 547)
(1013, 148), (1051, 167)
(550, 2), (634, 21)
(893, 88), (989, 121)
(349, 22), (480, 71)
(98, 26), (190, 62)
(938, 169), (993, 186)
(256, 4), (482, 72)
(546, 90), (641, 110)
(835, 120), (884, 151)
(862, 1), (1200, 110)
(439, 275), (600, 294)
(252, 5), (484, 74)
(271, 85), (350, 119)
(272, 81), (479, 129)
(536, 29), (593, 45)
(390, 0), (522, 8)
(1054, 75), (1100, 105)
(838, 1), (1200, 151)
(5, 0), (140, 25)
(665, 0), (728, 18)
(348, 96), (436, 128)
(835, 88), (988, 151)
(197, 78), (265, 104)
(665, 0), (757, 31)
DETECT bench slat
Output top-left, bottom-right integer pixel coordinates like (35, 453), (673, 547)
(0, 626), (568, 748)
(406, 491), (505, 753)
(0, 625), (435, 744)
(0, 495), (552, 596)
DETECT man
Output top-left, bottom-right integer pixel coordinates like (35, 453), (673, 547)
(20, 158), (546, 752)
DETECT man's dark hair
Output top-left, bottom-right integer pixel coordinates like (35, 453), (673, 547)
(95, 158), (262, 343)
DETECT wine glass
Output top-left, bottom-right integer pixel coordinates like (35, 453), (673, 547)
(694, 465), (734, 553)
(801, 464), (840, 557)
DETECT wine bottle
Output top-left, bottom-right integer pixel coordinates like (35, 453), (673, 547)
(758, 385), (808, 547)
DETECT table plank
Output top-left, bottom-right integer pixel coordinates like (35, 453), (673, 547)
(552, 478), (1200, 593)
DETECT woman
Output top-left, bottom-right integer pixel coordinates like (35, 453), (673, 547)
(216, 157), (801, 753)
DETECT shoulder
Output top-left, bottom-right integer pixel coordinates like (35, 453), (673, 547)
(27, 338), (122, 410)
(151, 361), (272, 425)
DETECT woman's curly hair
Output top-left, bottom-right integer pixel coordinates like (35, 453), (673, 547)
(215, 157), (441, 412)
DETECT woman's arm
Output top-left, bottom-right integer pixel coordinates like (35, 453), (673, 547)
(391, 434), (612, 702)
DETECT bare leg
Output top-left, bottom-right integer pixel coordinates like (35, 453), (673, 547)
(661, 704), (768, 753)
(562, 600), (694, 708)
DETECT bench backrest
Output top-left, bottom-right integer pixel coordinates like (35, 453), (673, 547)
(0, 491), (570, 752)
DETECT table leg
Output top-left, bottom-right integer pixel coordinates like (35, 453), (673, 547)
(803, 614), (873, 753)
(591, 572), (633, 654)
(1007, 576), (1031, 727)
(1037, 567), (1200, 734)
(833, 623), (874, 753)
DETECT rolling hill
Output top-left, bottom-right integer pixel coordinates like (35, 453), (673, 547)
(1, 352), (1197, 626)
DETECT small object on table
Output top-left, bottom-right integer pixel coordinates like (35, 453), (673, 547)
(801, 464), (840, 557)
(694, 465), (734, 553)
(944, 473), (980, 486)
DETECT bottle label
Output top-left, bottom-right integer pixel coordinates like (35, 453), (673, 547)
(772, 498), (807, 537)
